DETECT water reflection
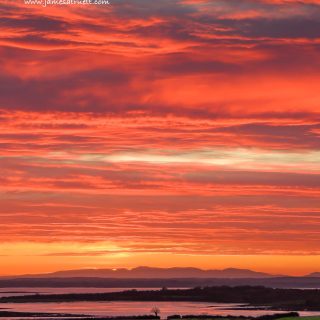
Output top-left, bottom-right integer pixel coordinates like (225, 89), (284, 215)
(1, 301), (320, 318)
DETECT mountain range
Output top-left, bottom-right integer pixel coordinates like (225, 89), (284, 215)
(2, 266), (319, 279)
(306, 272), (320, 277)
(1, 267), (320, 289)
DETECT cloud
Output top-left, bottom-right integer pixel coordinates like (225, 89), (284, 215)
(0, 0), (320, 273)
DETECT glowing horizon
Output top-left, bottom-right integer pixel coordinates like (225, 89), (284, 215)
(2, 255), (320, 277)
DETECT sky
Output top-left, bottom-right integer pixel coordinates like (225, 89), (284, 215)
(1, 0), (320, 276)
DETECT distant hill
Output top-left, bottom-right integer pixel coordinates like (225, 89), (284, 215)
(2, 267), (320, 288)
(3, 267), (279, 279)
(306, 272), (320, 277)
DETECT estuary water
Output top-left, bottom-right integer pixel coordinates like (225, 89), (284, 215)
(1, 288), (320, 318)
(0, 287), (168, 298)
(3, 300), (320, 318)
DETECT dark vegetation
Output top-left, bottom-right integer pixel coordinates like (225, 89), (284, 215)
(168, 313), (299, 320)
(0, 310), (90, 317)
(1, 286), (320, 310)
(0, 311), (299, 319)
(0, 311), (160, 318)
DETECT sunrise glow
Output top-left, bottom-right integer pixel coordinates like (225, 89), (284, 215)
(1, 0), (320, 276)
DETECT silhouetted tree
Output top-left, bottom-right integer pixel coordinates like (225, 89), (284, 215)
(151, 307), (160, 317)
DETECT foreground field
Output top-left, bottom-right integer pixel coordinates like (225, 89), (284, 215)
(284, 317), (320, 320)
(0, 311), (303, 320)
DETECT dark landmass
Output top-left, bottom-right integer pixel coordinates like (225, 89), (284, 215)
(1, 286), (320, 311)
(0, 311), (299, 320)
(47, 315), (160, 320)
(0, 267), (279, 279)
(168, 313), (300, 320)
(0, 312), (160, 319)
(0, 310), (90, 317)
(1, 277), (320, 289)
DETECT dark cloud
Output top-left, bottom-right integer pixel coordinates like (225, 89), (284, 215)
(0, 68), (130, 112)
(185, 170), (320, 188)
(216, 123), (320, 148)
(0, 16), (70, 32)
(111, 0), (197, 19)
(224, 17), (320, 39)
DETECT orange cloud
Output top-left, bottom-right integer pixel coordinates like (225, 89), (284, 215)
(0, 0), (320, 275)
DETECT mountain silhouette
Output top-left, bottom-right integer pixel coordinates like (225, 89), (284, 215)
(5, 266), (281, 279)
(305, 272), (320, 277)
